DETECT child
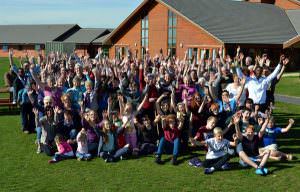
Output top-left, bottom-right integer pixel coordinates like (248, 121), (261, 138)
(259, 117), (294, 160)
(234, 115), (271, 176)
(98, 120), (129, 162)
(155, 114), (182, 165)
(202, 127), (237, 174)
(48, 134), (74, 163)
(190, 116), (217, 145)
(135, 115), (158, 155)
(76, 128), (92, 161)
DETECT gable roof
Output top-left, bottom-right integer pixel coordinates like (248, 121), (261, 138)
(159, 0), (297, 44)
(92, 33), (111, 44)
(0, 24), (80, 44)
(286, 10), (300, 35)
(63, 28), (111, 44)
(105, 0), (298, 46)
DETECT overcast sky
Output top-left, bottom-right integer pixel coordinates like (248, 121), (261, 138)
(0, 0), (144, 28)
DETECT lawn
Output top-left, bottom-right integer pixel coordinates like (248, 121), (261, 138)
(0, 57), (299, 191)
(275, 76), (300, 98)
(0, 102), (299, 192)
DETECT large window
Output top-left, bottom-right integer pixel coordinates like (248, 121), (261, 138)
(2, 45), (8, 52)
(168, 10), (177, 57)
(141, 15), (149, 58)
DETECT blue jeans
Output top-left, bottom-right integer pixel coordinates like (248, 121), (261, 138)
(53, 153), (73, 161)
(99, 146), (129, 160)
(69, 129), (77, 140)
(76, 152), (92, 160)
(157, 137), (180, 157)
(36, 127), (42, 142)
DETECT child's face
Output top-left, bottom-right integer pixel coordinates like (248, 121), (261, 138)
(245, 128), (254, 139)
(143, 118), (150, 127)
(86, 84), (92, 93)
(161, 102), (169, 112)
(215, 133), (223, 142)
(211, 108), (218, 115)
(178, 104), (185, 113)
(168, 120), (176, 129)
(104, 121), (111, 130)
(242, 111), (250, 120)
(64, 114), (72, 122)
(207, 120), (216, 130)
(268, 121), (274, 128)
(89, 111), (97, 122)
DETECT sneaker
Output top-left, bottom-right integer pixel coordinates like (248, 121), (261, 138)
(188, 157), (202, 167)
(255, 167), (268, 176)
(221, 163), (230, 170)
(154, 155), (163, 164)
(48, 159), (57, 164)
(23, 130), (30, 134)
(171, 156), (178, 166)
(204, 168), (214, 174)
(105, 157), (114, 163)
(36, 145), (41, 154)
(77, 157), (83, 161)
(286, 154), (293, 161)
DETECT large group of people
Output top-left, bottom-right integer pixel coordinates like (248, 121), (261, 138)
(4, 46), (295, 175)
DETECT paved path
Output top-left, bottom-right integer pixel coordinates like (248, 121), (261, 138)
(275, 94), (300, 105)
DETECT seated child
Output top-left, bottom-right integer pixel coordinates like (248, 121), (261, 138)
(98, 120), (129, 162)
(155, 114), (182, 165)
(76, 128), (92, 161)
(48, 134), (74, 164)
(202, 127), (237, 174)
(135, 115), (158, 155)
(259, 117), (294, 161)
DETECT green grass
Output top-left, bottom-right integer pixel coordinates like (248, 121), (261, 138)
(0, 102), (299, 192)
(0, 57), (299, 191)
(276, 76), (300, 97)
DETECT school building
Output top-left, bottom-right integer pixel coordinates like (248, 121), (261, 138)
(0, 24), (112, 57)
(104, 0), (300, 69)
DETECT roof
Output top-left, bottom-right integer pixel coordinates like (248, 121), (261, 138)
(0, 24), (79, 44)
(63, 28), (110, 44)
(286, 10), (300, 35)
(92, 33), (111, 44)
(159, 0), (298, 44)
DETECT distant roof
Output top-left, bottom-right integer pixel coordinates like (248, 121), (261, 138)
(286, 10), (300, 35)
(159, 0), (297, 44)
(0, 24), (79, 44)
(64, 28), (111, 44)
(92, 33), (111, 44)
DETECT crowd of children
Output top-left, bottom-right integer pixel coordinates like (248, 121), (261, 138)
(4, 46), (295, 175)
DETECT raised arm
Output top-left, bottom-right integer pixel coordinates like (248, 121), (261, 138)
(235, 77), (246, 102)
(258, 117), (270, 139)
(233, 114), (243, 140)
(281, 119), (295, 133)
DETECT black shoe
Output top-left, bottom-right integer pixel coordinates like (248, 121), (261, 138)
(171, 156), (178, 165)
(155, 155), (163, 164)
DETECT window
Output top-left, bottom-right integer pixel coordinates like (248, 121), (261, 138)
(188, 48), (198, 62)
(35, 44), (41, 51)
(168, 10), (177, 57)
(141, 14), (149, 58)
(102, 47), (109, 57)
(2, 45), (8, 52)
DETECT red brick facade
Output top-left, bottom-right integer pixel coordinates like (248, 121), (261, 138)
(109, 1), (223, 60)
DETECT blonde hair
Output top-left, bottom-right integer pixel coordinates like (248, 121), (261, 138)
(85, 80), (93, 87)
(43, 96), (52, 103)
(213, 127), (223, 136)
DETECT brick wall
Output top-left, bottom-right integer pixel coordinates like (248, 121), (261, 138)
(0, 44), (44, 57)
(109, 1), (222, 59)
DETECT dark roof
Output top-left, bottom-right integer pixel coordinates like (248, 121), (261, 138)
(63, 28), (111, 44)
(159, 0), (297, 44)
(0, 24), (79, 44)
(286, 10), (300, 35)
(92, 33), (111, 44)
